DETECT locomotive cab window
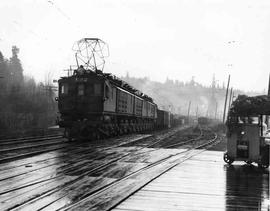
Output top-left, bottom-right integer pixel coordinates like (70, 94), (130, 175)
(85, 83), (102, 96)
(60, 83), (68, 95)
(94, 84), (102, 95)
(86, 84), (94, 95)
(78, 84), (85, 96)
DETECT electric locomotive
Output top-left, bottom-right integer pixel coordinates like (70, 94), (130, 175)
(57, 38), (157, 140)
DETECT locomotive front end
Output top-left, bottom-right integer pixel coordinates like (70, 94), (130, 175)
(57, 72), (107, 140)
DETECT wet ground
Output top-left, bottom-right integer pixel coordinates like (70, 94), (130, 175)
(113, 150), (269, 211)
(0, 126), (269, 210)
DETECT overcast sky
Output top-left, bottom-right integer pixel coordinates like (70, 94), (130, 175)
(1, 0), (270, 92)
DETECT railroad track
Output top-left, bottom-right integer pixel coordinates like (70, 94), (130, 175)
(0, 125), (185, 165)
(0, 136), (68, 164)
(0, 132), (166, 190)
(2, 126), (218, 210)
(0, 126), (191, 210)
(0, 128), (63, 140)
(155, 126), (203, 148)
(57, 128), (219, 211)
(0, 124), (187, 168)
(0, 138), (65, 153)
(0, 134), (63, 145)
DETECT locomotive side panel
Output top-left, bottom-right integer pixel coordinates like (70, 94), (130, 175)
(127, 93), (134, 114)
(116, 88), (134, 115)
(147, 102), (151, 118)
(154, 104), (157, 119)
(103, 82), (116, 113)
(142, 101), (157, 119)
(142, 101), (147, 117)
(117, 89), (127, 113)
(134, 96), (143, 117)
(148, 103), (156, 118)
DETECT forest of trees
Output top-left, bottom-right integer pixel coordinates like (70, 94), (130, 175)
(121, 73), (261, 120)
(0, 45), (261, 134)
(0, 46), (57, 134)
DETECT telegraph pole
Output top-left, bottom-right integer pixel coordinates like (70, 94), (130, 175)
(223, 75), (230, 123)
(266, 74), (270, 127)
(228, 88), (233, 109)
(208, 74), (217, 118)
(187, 101), (191, 123)
(63, 66), (73, 77)
(268, 73), (270, 96)
(214, 102), (218, 120)
(178, 106), (181, 115)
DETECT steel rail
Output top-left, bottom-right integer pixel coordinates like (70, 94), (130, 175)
(0, 135), (63, 145)
(44, 129), (218, 210)
(7, 127), (192, 210)
(58, 130), (218, 211)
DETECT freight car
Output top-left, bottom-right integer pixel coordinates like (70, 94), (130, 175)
(198, 117), (209, 125)
(156, 109), (171, 129)
(155, 111), (186, 129)
(171, 114), (186, 127)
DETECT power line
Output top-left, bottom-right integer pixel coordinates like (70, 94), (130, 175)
(12, 20), (48, 42)
(47, 0), (71, 21)
(46, 0), (81, 32)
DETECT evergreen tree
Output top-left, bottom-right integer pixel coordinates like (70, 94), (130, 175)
(9, 46), (23, 85)
(0, 46), (58, 133)
(0, 51), (9, 90)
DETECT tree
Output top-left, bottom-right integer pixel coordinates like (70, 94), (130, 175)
(0, 51), (10, 90)
(9, 46), (23, 85)
(189, 76), (195, 87)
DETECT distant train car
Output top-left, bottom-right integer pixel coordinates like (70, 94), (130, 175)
(156, 111), (186, 129)
(198, 117), (210, 125)
(171, 114), (185, 127)
(156, 109), (170, 129)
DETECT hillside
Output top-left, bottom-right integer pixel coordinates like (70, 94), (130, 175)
(121, 74), (262, 120)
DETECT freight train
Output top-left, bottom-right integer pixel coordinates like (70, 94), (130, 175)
(56, 38), (184, 140)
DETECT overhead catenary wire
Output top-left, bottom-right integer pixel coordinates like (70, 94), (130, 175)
(46, 0), (82, 33)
